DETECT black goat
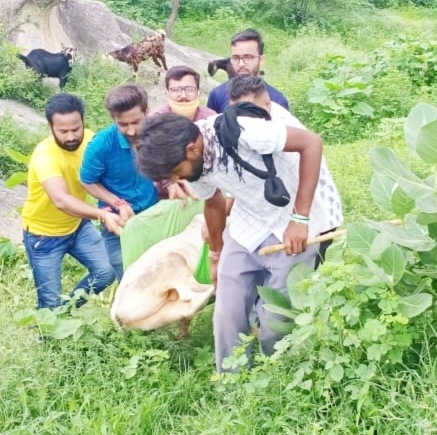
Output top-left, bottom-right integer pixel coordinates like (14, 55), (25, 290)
(207, 57), (265, 80)
(207, 58), (237, 80)
(18, 47), (77, 89)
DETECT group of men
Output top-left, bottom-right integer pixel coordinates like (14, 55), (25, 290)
(22, 28), (343, 372)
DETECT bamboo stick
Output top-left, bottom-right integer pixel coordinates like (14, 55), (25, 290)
(258, 219), (403, 256)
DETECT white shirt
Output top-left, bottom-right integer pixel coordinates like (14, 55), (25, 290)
(193, 114), (343, 252)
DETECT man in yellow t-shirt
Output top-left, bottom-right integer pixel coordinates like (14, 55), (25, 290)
(22, 93), (123, 309)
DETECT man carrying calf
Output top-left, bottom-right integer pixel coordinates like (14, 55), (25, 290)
(135, 90), (342, 372)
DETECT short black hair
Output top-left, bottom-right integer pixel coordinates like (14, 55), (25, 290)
(227, 76), (268, 101)
(231, 28), (264, 55)
(45, 93), (84, 125)
(136, 113), (200, 181)
(105, 84), (148, 116)
(164, 65), (200, 89)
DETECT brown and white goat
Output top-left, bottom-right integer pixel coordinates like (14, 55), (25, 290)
(108, 30), (168, 80)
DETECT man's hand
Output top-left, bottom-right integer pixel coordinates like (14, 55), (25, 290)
(167, 180), (199, 205)
(117, 203), (135, 224)
(283, 221), (308, 255)
(100, 210), (124, 236)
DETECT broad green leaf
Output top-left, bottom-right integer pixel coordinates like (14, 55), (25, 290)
(49, 318), (83, 339)
(294, 313), (313, 326)
(380, 245), (405, 285)
(329, 364), (344, 382)
(258, 286), (291, 309)
(5, 171), (27, 188)
(4, 147), (31, 164)
(0, 237), (17, 260)
(324, 239), (345, 263)
(268, 318), (294, 335)
(417, 212), (437, 225)
(363, 256), (391, 285)
(404, 102), (437, 156)
(352, 102), (374, 117)
(14, 308), (37, 325)
(370, 174), (396, 213)
(391, 186), (415, 216)
(35, 308), (57, 325)
(412, 267), (437, 279)
(365, 219), (436, 251)
(370, 233), (393, 259)
(370, 147), (434, 206)
(358, 318), (387, 342)
(263, 304), (296, 319)
(367, 343), (390, 361)
(416, 119), (437, 164)
(418, 246), (437, 267)
(346, 223), (377, 257)
(397, 293), (432, 318)
(287, 263), (313, 309)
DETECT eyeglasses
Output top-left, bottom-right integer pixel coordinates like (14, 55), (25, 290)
(230, 55), (261, 64)
(168, 86), (198, 96)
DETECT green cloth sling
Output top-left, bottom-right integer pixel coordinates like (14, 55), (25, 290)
(120, 199), (211, 284)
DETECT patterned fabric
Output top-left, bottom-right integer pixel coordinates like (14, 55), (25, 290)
(192, 116), (343, 252)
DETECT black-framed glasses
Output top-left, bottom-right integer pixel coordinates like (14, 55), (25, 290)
(230, 55), (261, 64)
(168, 86), (198, 96)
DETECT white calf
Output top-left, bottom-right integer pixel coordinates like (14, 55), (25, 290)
(111, 214), (214, 331)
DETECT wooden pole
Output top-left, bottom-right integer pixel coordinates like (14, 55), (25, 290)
(258, 219), (402, 256)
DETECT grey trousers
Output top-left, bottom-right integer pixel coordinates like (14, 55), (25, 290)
(213, 228), (318, 372)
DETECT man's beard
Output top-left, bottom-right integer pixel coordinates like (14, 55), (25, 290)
(186, 159), (204, 182)
(54, 133), (83, 152)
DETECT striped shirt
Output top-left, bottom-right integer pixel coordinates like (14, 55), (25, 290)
(192, 115), (343, 252)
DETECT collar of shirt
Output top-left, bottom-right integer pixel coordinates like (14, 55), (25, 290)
(115, 127), (131, 149)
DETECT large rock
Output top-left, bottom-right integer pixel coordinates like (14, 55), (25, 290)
(3, 0), (221, 95)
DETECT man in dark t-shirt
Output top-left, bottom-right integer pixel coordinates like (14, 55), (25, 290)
(207, 28), (289, 113)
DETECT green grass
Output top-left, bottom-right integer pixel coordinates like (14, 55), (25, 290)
(1, 4), (437, 434)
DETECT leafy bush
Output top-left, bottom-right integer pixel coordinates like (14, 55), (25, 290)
(251, 102), (437, 418)
(0, 38), (54, 111)
(374, 35), (437, 87)
(0, 115), (43, 180)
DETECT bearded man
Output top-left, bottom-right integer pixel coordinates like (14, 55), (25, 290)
(22, 93), (122, 309)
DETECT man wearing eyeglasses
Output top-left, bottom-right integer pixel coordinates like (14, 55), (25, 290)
(207, 28), (289, 114)
(152, 65), (216, 121)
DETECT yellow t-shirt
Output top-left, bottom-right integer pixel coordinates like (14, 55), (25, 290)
(22, 129), (94, 236)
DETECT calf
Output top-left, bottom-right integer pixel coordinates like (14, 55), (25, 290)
(108, 30), (168, 81)
(18, 47), (76, 89)
(111, 214), (214, 332)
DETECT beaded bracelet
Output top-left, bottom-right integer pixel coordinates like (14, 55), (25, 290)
(290, 213), (310, 225)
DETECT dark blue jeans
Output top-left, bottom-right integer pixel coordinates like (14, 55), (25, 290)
(101, 225), (124, 282)
(23, 220), (116, 309)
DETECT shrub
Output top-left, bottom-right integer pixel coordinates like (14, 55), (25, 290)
(0, 38), (54, 111)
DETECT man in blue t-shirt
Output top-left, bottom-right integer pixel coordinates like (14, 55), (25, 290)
(207, 28), (289, 114)
(80, 84), (158, 281)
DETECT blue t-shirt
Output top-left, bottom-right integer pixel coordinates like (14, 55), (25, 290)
(207, 80), (289, 114)
(80, 124), (158, 213)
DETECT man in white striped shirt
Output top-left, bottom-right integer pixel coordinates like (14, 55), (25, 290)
(136, 83), (342, 372)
